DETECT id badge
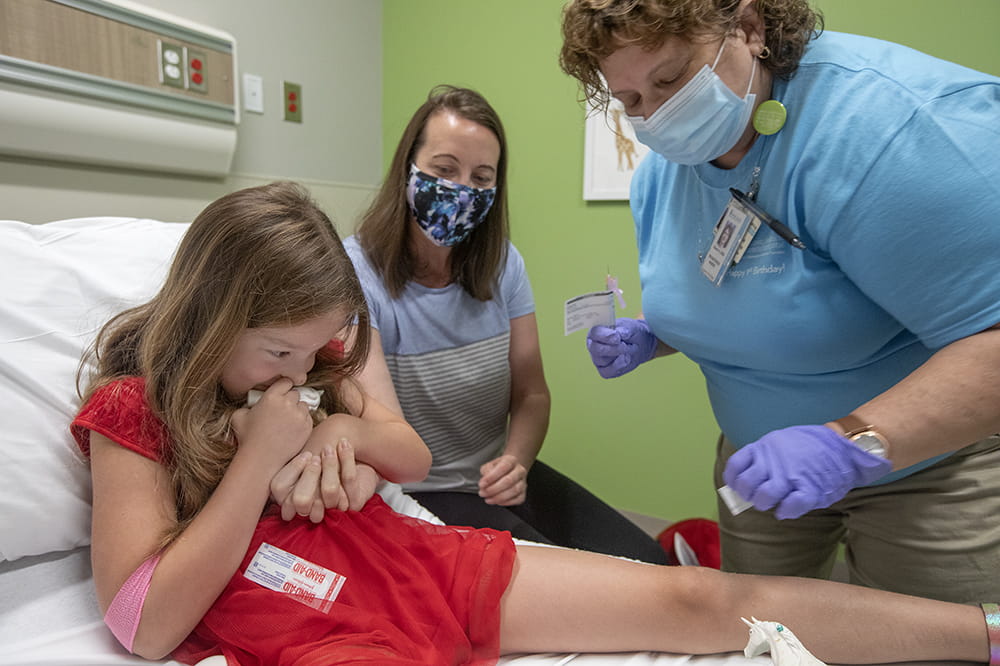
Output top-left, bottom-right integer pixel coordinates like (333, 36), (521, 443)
(700, 198), (758, 286)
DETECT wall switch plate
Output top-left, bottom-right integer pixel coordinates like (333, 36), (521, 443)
(242, 73), (264, 113)
(283, 81), (302, 123)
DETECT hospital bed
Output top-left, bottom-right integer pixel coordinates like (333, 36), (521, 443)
(2, 215), (962, 666)
(0, 215), (766, 666)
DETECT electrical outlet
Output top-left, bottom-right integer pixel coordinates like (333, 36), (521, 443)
(283, 81), (302, 123)
(158, 40), (185, 89)
(187, 49), (207, 93)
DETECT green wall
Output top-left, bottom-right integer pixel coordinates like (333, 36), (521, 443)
(382, 1), (1000, 522)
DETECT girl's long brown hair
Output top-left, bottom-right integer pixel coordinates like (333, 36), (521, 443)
(355, 84), (510, 300)
(78, 181), (370, 543)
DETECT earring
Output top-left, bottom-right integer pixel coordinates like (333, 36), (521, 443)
(757, 45), (771, 60)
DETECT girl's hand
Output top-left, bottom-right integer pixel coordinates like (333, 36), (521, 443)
(324, 439), (379, 512)
(271, 451), (325, 521)
(230, 378), (313, 472)
(270, 438), (379, 521)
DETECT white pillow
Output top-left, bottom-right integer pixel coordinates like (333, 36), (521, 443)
(0, 217), (189, 561)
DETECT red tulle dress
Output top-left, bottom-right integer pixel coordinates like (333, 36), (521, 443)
(72, 377), (516, 665)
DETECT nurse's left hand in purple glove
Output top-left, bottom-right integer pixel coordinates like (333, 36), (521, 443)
(722, 425), (893, 520)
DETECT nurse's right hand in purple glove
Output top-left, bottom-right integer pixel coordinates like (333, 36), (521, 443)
(586, 317), (658, 379)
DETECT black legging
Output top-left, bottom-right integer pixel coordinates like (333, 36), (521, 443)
(407, 460), (669, 565)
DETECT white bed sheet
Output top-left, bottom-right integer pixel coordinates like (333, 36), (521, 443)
(0, 544), (966, 666)
(0, 484), (766, 666)
(0, 216), (763, 665)
(0, 553), (762, 666)
(0, 217), (965, 666)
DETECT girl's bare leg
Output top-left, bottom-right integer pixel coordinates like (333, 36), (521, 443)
(499, 544), (987, 664)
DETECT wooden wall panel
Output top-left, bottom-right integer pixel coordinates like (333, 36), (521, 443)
(0, 0), (234, 106)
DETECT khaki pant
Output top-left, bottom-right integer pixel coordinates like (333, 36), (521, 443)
(714, 433), (1000, 603)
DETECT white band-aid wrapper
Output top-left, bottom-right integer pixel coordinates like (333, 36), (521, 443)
(244, 542), (347, 613)
(718, 485), (753, 516)
(246, 386), (323, 411)
(564, 290), (615, 335)
(104, 554), (161, 652)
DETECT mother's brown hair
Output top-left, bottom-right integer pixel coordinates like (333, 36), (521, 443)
(355, 84), (510, 300)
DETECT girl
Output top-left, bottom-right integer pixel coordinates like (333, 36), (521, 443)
(74, 182), (994, 664)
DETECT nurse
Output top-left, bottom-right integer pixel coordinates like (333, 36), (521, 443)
(560, 0), (1000, 603)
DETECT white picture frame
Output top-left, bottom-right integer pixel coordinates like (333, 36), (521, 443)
(583, 99), (649, 200)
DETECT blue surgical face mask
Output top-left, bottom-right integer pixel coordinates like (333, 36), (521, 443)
(406, 164), (497, 247)
(627, 40), (757, 165)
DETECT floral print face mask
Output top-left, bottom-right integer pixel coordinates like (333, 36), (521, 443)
(405, 164), (496, 247)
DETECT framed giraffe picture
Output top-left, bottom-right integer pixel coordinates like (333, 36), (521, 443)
(583, 98), (650, 200)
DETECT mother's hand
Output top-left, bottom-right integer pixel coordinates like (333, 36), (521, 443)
(479, 454), (528, 506)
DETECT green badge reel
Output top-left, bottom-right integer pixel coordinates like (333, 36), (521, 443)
(753, 99), (787, 135)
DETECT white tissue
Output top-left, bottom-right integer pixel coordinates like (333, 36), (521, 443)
(742, 617), (826, 666)
(246, 386), (323, 411)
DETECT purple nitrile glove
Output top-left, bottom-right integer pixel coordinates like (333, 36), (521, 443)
(586, 317), (658, 379)
(722, 425), (893, 520)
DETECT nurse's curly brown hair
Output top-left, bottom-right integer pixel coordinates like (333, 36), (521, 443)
(559, 0), (823, 111)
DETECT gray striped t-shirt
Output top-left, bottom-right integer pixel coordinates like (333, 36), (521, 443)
(344, 236), (535, 493)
